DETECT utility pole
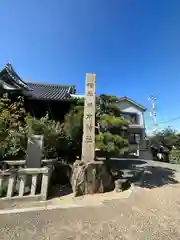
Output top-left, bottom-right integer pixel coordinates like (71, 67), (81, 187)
(148, 95), (158, 134)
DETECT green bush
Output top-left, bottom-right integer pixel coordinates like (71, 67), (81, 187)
(0, 94), (27, 160)
(25, 114), (67, 159)
(0, 94), (68, 160)
(169, 149), (180, 164)
(0, 93), (130, 162)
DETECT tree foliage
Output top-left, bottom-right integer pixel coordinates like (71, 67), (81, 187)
(96, 95), (129, 157)
(25, 114), (68, 159)
(63, 98), (84, 157)
(150, 127), (179, 151)
(64, 94), (130, 158)
(0, 93), (27, 160)
(0, 93), (130, 161)
(0, 94), (67, 160)
(149, 127), (180, 163)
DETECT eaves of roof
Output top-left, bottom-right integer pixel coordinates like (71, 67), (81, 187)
(118, 97), (146, 111)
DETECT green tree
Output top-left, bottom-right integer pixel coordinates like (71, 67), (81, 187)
(150, 127), (178, 151)
(64, 94), (129, 159)
(63, 98), (84, 159)
(0, 93), (129, 162)
(0, 93), (27, 160)
(0, 93), (68, 160)
(25, 114), (68, 159)
(96, 95), (129, 159)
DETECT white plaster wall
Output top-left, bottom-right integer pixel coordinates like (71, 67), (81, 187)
(118, 100), (145, 128)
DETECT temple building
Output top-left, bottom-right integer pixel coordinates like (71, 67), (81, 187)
(0, 63), (76, 120)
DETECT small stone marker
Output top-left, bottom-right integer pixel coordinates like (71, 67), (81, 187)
(26, 135), (43, 168)
(81, 73), (96, 163)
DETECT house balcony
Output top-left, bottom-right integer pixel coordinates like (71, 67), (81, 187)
(121, 112), (140, 125)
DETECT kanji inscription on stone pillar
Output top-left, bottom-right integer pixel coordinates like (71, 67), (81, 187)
(81, 73), (96, 162)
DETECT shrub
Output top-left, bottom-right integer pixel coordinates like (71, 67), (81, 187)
(25, 114), (67, 159)
(0, 94), (27, 160)
(169, 149), (180, 164)
(0, 94), (69, 161)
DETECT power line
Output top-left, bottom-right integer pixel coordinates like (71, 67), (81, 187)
(156, 116), (180, 125)
(146, 116), (180, 132)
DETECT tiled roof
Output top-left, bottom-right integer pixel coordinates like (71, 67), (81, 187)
(27, 82), (76, 101)
(5, 64), (32, 91)
(0, 64), (76, 101)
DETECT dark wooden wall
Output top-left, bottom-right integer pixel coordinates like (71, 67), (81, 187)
(24, 99), (73, 121)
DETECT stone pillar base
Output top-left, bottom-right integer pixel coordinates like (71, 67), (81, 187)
(71, 160), (115, 197)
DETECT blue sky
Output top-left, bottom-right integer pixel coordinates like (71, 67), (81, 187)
(0, 0), (180, 133)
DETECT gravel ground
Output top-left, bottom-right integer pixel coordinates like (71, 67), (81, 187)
(1, 184), (180, 239)
(1, 159), (180, 239)
(0, 184), (180, 240)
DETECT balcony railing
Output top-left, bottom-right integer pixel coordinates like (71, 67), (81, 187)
(120, 113), (139, 125)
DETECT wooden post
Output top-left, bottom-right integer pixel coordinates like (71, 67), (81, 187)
(81, 73), (96, 163)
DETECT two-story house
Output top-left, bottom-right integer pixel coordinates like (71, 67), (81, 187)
(72, 94), (148, 156)
(118, 97), (147, 156)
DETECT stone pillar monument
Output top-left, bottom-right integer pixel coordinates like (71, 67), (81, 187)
(71, 73), (114, 197)
(81, 73), (96, 163)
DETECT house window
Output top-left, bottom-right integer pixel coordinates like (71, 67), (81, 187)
(131, 114), (138, 124)
(129, 133), (141, 144)
(121, 113), (139, 124)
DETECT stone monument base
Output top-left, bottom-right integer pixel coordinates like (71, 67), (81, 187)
(71, 160), (115, 197)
